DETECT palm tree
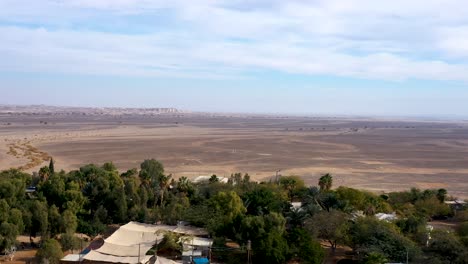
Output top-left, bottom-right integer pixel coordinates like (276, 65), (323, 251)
(286, 207), (307, 228)
(38, 166), (50, 181)
(158, 174), (172, 205)
(318, 173), (333, 192)
(177, 176), (192, 195)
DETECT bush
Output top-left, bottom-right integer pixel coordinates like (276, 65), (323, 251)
(36, 239), (63, 264)
(458, 222), (468, 237)
(60, 233), (82, 252)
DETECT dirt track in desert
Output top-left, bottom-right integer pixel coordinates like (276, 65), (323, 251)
(1, 113), (468, 198)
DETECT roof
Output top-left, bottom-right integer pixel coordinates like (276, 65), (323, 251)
(290, 202), (302, 209)
(192, 175), (228, 184)
(61, 254), (85, 262)
(83, 222), (209, 264)
(172, 226), (209, 237)
(84, 250), (153, 264)
(179, 237), (213, 248)
(375, 212), (398, 221)
(94, 243), (154, 257)
(445, 200), (466, 205)
(181, 250), (202, 257)
(154, 257), (178, 264)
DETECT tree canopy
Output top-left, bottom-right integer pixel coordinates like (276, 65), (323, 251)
(0, 160), (466, 263)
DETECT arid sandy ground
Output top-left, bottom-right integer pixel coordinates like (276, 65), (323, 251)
(1, 113), (468, 198)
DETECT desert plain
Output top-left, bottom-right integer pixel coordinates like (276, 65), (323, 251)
(1, 108), (467, 198)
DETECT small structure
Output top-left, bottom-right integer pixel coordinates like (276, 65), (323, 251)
(192, 175), (229, 184)
(375, 212), (398, 222)
(445, 200), (467, 211)
(179, 236), (213, 264)
(290, 202), (302, 210)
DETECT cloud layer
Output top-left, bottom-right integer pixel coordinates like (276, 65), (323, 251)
(1, 0), (468, 81)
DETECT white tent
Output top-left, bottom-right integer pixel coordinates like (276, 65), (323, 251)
(83, 222), (207, 264)
(84, 222), (169, 264)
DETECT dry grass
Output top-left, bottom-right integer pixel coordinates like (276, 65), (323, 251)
(6, 141), (51, 171)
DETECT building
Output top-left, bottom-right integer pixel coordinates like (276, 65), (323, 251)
(179, 237), (213, 264)
(445, 200), (467, 212)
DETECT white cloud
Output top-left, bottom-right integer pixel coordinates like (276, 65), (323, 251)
(437, 26), (468, 58)
(1, 0), (468, 81)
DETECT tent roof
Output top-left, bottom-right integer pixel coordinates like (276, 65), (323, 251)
(84, 251), (152, 264)
(61, 254), (84, 262)
(83, 222), (208, 264)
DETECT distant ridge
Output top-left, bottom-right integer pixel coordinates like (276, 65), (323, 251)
(0, 104), (185, 116)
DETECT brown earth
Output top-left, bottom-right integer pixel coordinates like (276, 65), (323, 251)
(1, 113), (467, 198)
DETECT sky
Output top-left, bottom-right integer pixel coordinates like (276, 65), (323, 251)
(1, 0), (468, 116)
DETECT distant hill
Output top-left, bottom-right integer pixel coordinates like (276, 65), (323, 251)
(0, 104), (184, 116)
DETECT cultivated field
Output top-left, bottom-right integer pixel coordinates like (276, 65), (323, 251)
(1, 111), (468, 198)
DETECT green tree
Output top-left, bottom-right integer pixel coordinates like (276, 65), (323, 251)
(162, 195), (190, 225)
(48, 205), (62, 237)
(29, 200), (49, 239)
(458, 222), (468, 237)
(39, 166), (50, 181)
(209, 175), (219, 184)
(40, 174), (66, 209)
(243, 184), (288, 215)
(307, 210), (349, 253)
(287, 228), (324, 264)
(49, 158), (55, 175)
(0, 199), (9, 223)
(256, 231), (289, 264)
(60, 233), (81, 252)
(209, 191), (246, 227)
(415, 196), (451, 219)
(63, 182), (86, 214)
(9, 208), (24, 234)
(157, 231), (181, 254)
(139, 159), (164, 184)
(285, 207), (308, 229)
(348, 217), (419, 262)
(102, 162), (117, 172)
(176, 176), (193, 196)
(36, 239), (63, 264)
(426, 230), (468, 264)
(0, 222), (19, 253)
(318, 173), (333, 192)
(158, 174), (172, 206)
(61, 209), (78, 234)
(436, 188), (447, 203)
(279, 175), (305, 202)
(238, 213), (289, 264)
(363, 252), (388, 264)
(335, 187), (391, 214)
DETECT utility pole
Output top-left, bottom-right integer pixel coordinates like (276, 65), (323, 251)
(275, 170), (281, 184)
(80, 234), (83, 264)
(138, 243), (141, 264)
(406, 249), (409, 264)
(209, 246), (212, 263)
(247, 240), (251, 264)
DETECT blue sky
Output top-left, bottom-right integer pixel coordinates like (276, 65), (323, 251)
(1, 0), (468, 116)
